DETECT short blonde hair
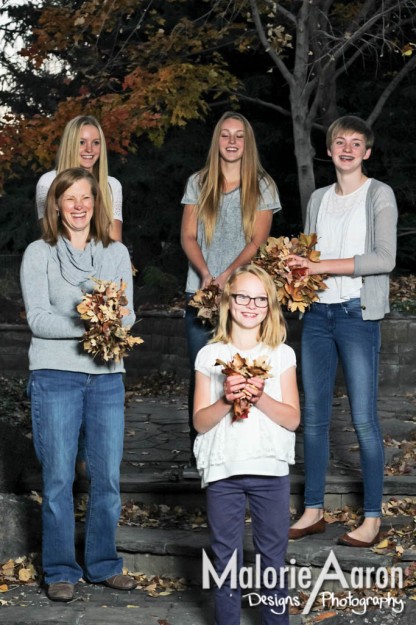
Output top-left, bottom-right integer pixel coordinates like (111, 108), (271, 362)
(42, 167), (111, 247)
(326, 115), (374, 150)
(56, 115), (113, 223)
(211, 264), (287, 348)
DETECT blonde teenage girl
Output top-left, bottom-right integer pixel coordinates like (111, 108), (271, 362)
(181, 112), (281, 459)
(288, 116), (397, 547)
(36, 115), (122, 241)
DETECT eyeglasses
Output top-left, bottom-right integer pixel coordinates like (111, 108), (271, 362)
(230, 293), (268, 308)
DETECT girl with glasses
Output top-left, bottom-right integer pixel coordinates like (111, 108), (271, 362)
(193, 264), (300, 625)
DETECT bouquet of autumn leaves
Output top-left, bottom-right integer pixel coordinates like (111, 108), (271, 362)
(189, 233), (327, 325)
(77, 278), (143, 363)
(255, 233), (327, 313)
(188, 281), (221, 327)
(216, 353), (272, 421)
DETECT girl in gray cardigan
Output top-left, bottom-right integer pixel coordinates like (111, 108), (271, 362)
(21, 168), (137, 602)
(288, 116), (397, 548)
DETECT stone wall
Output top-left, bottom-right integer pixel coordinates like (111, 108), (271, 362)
(0, 311), (415, 392)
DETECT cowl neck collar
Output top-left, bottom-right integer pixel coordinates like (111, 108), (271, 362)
(56, 235), (104, 286)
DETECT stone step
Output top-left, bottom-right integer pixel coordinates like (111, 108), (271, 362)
(111, 515), (412, 592)
(22, 469), (416, 511)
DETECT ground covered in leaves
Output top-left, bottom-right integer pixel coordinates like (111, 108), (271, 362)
(1, 372), (416, 613)
(390, 275), (416, 314)
(1, 497), (416, 611)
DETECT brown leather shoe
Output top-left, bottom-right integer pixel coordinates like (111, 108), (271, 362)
(103, 574), (137, 590)
(289, 517), (326, 540)
(337, 530), (381, 548)
(46, 582), (75, 602)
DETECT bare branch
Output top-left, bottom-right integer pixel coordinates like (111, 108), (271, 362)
(397, 228), (416, 238)
(273, 1), (297, 26)
(233, 90), (327, 133)
(231, 90), (291, 116)
(367, 53), (416, 126)
(319, 1), (412, 74)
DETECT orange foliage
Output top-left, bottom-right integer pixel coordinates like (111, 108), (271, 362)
(0, 0), (239, 188)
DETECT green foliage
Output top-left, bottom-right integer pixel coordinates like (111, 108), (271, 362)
(140, 265), (180, 305)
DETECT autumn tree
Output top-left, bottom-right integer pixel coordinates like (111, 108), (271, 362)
(244, 0), (416, 217)
(0, 0), (240, 185)
(0, 0), (415, 234)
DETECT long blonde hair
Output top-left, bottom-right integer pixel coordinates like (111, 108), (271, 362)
(56, 115), (113, 224)
(195, 112), (278, 246)
(42, 168), (111, 247)
(211, 264), (286, 348)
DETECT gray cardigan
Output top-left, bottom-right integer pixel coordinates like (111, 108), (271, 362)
(20, 239), (135, 373)
(305, 179), (398, 320)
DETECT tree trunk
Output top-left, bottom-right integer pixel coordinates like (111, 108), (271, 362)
(290, 95), (316, 225)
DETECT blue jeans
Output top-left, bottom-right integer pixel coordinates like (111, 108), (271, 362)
(185, 293), (213, 453)
(301, 299), (383, 517)
(29, 370), (124, 584)
(207, 475), (290, 625)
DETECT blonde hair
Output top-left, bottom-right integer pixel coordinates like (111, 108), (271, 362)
(211, 264), (286, 348)
(42, 167), (111, 247)
(195, 112), (278, 246)
(326, 115), (374, 150)
(56, 115), (113, 224)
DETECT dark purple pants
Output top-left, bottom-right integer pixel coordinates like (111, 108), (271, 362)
(206, 474), (290, 625)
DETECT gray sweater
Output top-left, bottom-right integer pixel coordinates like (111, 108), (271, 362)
(20, 239), (135, 373)
(305, 179), (398, 320)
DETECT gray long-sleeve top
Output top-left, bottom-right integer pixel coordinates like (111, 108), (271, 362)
(305, 179), (398, 320)
(20, 239), (135, 373)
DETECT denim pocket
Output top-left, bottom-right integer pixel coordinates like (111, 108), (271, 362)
(342, 298), (362, 318)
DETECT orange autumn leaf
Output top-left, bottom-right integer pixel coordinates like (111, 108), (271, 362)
(311, 611), (338, 622)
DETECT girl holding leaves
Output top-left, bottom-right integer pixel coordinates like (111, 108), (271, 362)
(181, 112), (281, 459)
(288, 116), (398, 547)
(193, 264), (300, 625)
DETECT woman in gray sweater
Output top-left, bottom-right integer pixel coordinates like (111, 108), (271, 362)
(287, 116), (398, 548)
(21, 168), (136, 601)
